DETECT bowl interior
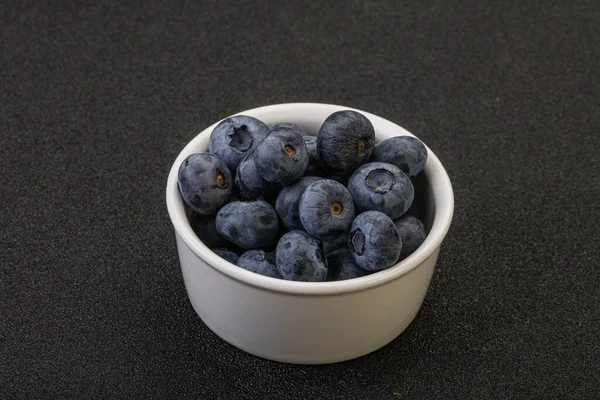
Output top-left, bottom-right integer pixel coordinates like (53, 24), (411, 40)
(166, 103), (453, 295)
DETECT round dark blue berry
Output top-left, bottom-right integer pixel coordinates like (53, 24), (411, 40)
(209, 115), (270, 172)
(317, 110), (375, 176)
(394, 215), (427, 259)
(216, 201), (280, 250)
(275, 176), (323, 232)
(347, 162), (414, 220)
(177, 153), (232, 215)
(371, 136), (428, 176)
(269, 124), (325, 176)
(275, 231), (328, 282)
(237, 250), (282, 279)
(348, 211), (401, 272)
(269, 122), (306, 132)
(254, 127), (309, 185)
(327, 249), (369, 281)
(299, 179), (355, 241)
(212, 248), (239, 264)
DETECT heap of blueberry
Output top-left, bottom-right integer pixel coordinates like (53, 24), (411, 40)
(178, 110), (429, 282)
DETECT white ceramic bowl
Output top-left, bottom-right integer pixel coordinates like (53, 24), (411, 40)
(166, 103), (454, 365)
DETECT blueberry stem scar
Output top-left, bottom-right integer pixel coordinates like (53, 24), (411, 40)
(216, 170), (227, 188)
(358, 139), (366, 152)
(351, 229), (365, 255)
(226, 125), (254, 152)
(366, 169), (395, 194)
(331, 202), (343, 215)
(284, 145), (296, 155)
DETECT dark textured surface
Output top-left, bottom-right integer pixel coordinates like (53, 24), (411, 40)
(1, 1), (599, 399)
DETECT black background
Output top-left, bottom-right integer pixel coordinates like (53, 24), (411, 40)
(2, 1), (599, 399)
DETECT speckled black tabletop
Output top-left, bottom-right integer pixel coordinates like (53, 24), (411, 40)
(2, 1), (599, 399)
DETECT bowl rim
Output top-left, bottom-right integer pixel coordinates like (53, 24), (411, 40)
(166, 102), (454, 295)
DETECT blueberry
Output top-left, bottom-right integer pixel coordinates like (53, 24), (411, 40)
(254, 126), (309, 185)
(327, 249), (368, 281)
(209, 115), (270, 172)
(317, 110), (375, 176)
(237, 250), (282, 279)
(178, 153), (232, 215)
(275, 176), (323, 232)
(216, 200), (280, 250)
(299, 179), (355, 240)
(322, 233), (348, 255)
(275, 230), (329, 282)
(269, 125), (324, 176)
(347, 162), (414, 220)
(371, 136), (428, 177)
(189, 212), (230, 248)
(234, 152), (278, 201)
(270, 122), (306, 132)
(394, 215), (427, 259)
(348, 211), (401, 272)
(303, 135), (326, 176)
(212, 248), (239, 264)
